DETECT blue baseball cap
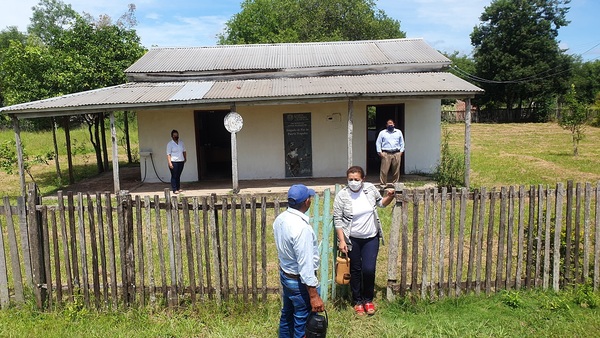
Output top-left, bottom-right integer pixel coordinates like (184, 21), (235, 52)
(287, 184), (315, 206)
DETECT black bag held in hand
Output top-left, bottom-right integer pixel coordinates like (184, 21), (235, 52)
(305, 310), (328, 338)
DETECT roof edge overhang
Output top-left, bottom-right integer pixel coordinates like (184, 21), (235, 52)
(6, 91), (482, 119)
(126, 62), (451, 82)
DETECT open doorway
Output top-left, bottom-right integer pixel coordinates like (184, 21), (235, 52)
(194, 110), (232, 179)
(366, 104), (405, 176)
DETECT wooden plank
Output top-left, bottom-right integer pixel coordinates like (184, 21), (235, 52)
(386, 194), (402, 301)
(515, 186), (525, 290)
(3, 197), (24, 303)
(182, 197), (196, 304)
(475, 187), (486, 294)
(171, 196), (184, 294)
(87, 194), (100, 308)
(17, 196), (33, 289)
(50, 208), (62, 303)
(594, 182), (600, 291)
(534, 185), (544, 287)
(438, 187), (447, 297)
(505, 186), (515, 290)
(209, 195), (222, 304)
(240, 196), (249, 301)
(496, 187), (507, 291)
(154, 195), (167, 302)
(27, 185), (46, 308)
(144, 195), (155, 304)
(553, 183), (564, 291)
(135, 196), (145, 306)
(230, 197), (239, 299)
(221, 197), (230, 301)
(202, 197), (213, 300)
(400, 192), (409, 296)
(77, 193), (90, 307)
(447, 188), (456, 296)
(124, 194), (135, 305)
(163, 190), (177, 306)
(583, 183), (591, 282)
(57, 191), (73, 300)
(67, 191), (79, 290)
(485, 188), (496, 295)
(105, 193), (118, 308)
(411, 191), (419, 294)
(456, 188), (467, 296)
(574, 183), (582, 283)
(467, 188), (479, 292)
(543, 188), (553, 290)
(525, 185), (536, 289)
(251, 196), (258, 302)
(421, 189), (430, 299)
(117, 193), (128, 305)
(564, 180), (573, 285)
(429, 190), (438, 298)
(261, 196), (267, 302)
(192, 197), (205, 301)
(96, 193), (108, 307)
(0, 206), (10, 308)
(41, 206), (52, 308)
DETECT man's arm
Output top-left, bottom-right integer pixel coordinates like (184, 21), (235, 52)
(306, 285), (324, 312)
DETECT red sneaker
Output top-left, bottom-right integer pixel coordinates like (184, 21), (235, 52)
(354, 303), (365, 315)
(364, 302), (376, 315)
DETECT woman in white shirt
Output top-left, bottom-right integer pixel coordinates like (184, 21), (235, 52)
(166, 129), (186, 194)
(333, 166), (394, 315)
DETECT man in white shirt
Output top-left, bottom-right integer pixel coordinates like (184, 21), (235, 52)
(166, 129), (186, 194)
(375, 119), (405, 187)
(273, 184), (324, 338)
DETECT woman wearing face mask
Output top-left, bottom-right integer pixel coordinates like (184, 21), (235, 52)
(333, 165), (394, 315)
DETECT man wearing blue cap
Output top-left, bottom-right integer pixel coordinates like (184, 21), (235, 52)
(273, 184), (325, 338)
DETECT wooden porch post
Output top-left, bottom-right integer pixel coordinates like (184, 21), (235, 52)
(464, 98), (472, 189)
(110, 112), (121, 192)
(347, 100), (354, 168)
(11, 116), (26, 197)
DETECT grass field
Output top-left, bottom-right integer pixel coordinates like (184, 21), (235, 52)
(0, 287), (598, 337)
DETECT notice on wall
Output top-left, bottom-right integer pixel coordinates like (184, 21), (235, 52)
(283, 113), (312, 178)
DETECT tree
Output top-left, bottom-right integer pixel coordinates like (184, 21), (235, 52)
(559, 84), (590, 156)
(570, 59), (600, 105)
(218, 0), (405, 44)
(470, 0), (572, 120)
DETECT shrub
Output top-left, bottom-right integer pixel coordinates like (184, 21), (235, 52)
(433, 125), (465, 188)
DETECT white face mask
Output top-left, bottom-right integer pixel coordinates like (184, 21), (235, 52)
(347, 180), (363, 192)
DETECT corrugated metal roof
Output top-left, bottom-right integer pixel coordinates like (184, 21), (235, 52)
(125, 38), (450, 74)
(1, 72), (483, 116)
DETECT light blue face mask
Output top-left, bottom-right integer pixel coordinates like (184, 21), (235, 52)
(347, 180), (363, 192)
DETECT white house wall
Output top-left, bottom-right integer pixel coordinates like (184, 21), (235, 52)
(137, 108), (198, 183)
(136, 99), (441, 182)
(404, 99), (441, 173)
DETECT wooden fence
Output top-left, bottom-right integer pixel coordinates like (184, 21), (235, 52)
(1, 181), (599, 310)
(385, 182), (600, 300)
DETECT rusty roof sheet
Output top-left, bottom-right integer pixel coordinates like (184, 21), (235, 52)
(126, 38), (450, 74)
(1, 72), (483, 115)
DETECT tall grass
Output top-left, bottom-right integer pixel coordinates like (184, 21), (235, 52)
(0, 288), (598, 337)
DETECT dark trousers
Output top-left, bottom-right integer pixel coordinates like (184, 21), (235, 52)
(169, 161), (185, 192)
(347, 235), (379, 304)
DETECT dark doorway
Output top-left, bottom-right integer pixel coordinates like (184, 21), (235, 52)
(366, 104), (405, 176)
(194, 110), (231, 179)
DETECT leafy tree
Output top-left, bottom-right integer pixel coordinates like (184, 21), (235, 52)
(570, 59), (600, 105)
(0, 140), (53, 185)
(218, 0), (405, 44)
(470, 0), (572, 120)
(559, 84), (590, 156)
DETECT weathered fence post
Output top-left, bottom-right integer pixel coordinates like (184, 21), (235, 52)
(27, 183), (47, 309)
(118, 191), (135, 305)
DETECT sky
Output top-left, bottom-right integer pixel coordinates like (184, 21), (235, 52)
(1, 0), (599, 61)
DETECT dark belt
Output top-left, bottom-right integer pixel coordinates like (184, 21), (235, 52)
(281, 269), (300, 279)
(280, 268), (317, 280)
(382, 149), (400, 153)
